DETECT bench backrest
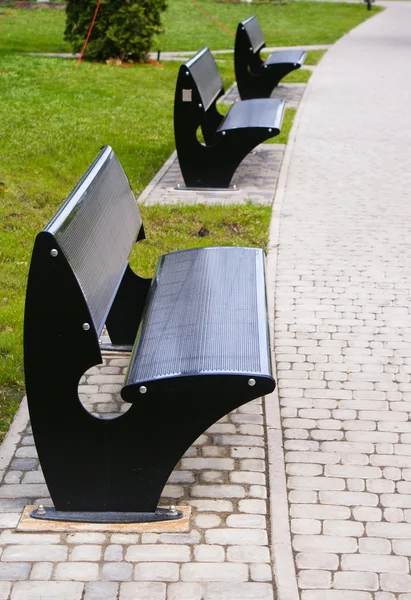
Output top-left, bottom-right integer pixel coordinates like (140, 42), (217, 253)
(241, 16), (265, 54)
(185, 47), (224, 112)
(27, 146), (143, 339)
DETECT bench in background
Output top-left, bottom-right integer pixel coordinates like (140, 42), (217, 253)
(235, 16), (307, 100)
(24, 146), (276, 523)
(174, 47), (285, 189)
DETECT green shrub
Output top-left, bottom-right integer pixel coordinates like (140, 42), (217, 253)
(64, 0), (167, 62)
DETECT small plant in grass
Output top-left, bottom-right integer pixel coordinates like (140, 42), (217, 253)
(64, 0), (167, 62)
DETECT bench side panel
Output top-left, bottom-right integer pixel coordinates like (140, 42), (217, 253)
(125, 246), (272, 384)
(46, 146), (142, 335)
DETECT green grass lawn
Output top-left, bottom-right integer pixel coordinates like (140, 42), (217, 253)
(0, 1), (380, 55)
(0, 1), (381, 440)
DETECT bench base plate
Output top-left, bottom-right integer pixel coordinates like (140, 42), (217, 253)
(30, 506), (183, 524)
(175, 184), (239, 192)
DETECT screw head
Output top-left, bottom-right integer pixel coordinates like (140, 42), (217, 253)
(82, 323), (90, 331)
(139, 386), (147, 394)
(248, 378), (256, 387)
(50, 249), (58, 257)
(37, 504), (46, 515)
(170, 505), (178, 514)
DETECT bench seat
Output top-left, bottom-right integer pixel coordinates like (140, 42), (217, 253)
(264, 49), (307, 69)
(122, 246), (272, 400)
(217, 98), (284, 134)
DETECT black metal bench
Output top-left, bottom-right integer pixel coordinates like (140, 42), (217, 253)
(235, 16), (307, 100)
(24, 146), (276, 524)
(174, 46), (285, 189)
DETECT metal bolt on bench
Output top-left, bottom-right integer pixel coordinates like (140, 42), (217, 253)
(24, 146), (276, 524)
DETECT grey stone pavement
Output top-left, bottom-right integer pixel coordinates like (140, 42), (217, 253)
(2, 3), (411, 599)
(270, 2), (411, 599)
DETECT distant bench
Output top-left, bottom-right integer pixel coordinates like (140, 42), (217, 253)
(174, 46), (285, 189)
(235, 16), (307, 100)
(24, 146), (276, 523)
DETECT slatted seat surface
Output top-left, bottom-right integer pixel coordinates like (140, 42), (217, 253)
(264, 50), (306, 68)
(218, 98), (284, 133)
(123, 246), (271, 387)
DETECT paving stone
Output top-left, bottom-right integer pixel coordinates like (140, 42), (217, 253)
(249, 563), (272, 582)
(226, 545), (270, 563)
(70, 545), (102, 562)
(167, 582), (204, 600)
(359, 538), (391, 554)
(341, 553), (408, 573)
(0, 499), (27, 512)
(101, 563), (133, 582)
(126, 545), (190, 562)
(194, 545), (225, 562)
(181, 562), (248, 582)
(195, 515), (221, 529)
(204, 582), (274, 599)
(333, 571), (379, 591)
(205, 528), (267, 546)
(380, 573), (411, 593)
(54, 562), (99, 581)
(120, 582), (166, 600)
(191, 485), (245, 499)
(238, 499), (266, 514)
(110, 534), (140, 544)
(0, 531), (60, 545)
(134, 562), (179, 581)
(226, 514), (266, 529)
(4, 472), (22, 484)
(30, 562), (53, 580)
(0, 484), (47, 498)
(181, 458), (234, 470)
(84, 582), (119, 600)
(0, 583), (10, 600)
(296, 552), (339, 571)
(2, 545), (67, 562)
(103, 544), (123, 561)
(188, 500), (233, 512)
(158, 531), (201, 545)
(231, 447), (265, 459)
(293, 535), (357, 553)
(67, 533), (106, 544)
(298, 569), (332, 589)
(0, 562), (31, 580)
(0, 513), (20, 529)
(11, 581), (84, 599)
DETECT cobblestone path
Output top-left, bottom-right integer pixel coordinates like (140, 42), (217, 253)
(273, 2), (411, 599)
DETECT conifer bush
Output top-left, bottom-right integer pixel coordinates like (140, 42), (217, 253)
(65, 0), (167, 63)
